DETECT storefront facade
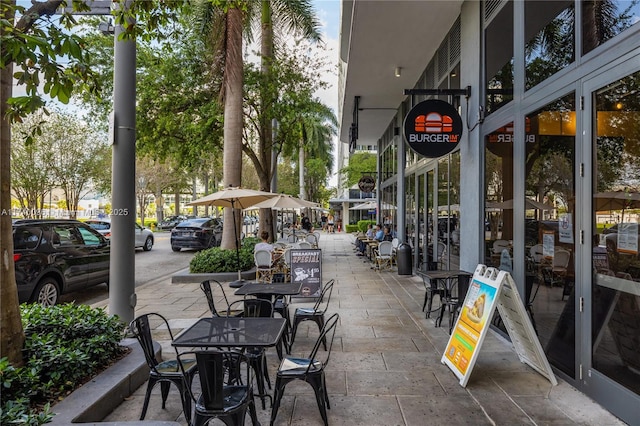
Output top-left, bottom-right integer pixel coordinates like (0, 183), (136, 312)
(338, 1), (640, 422)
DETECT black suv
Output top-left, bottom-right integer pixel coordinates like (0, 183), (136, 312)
(13, 219), (110, 306)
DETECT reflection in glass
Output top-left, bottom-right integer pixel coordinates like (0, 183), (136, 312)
(418, 173), (425, 259)
(592, 70), (640, 397)
(405, 175), (415, 251)
(525, 1), (574, 91)
(485, 123), (514, 267)
(525, 93), (576, 378)
(485, 1), (514, 115)
(425, 170), (435, 267)
(582, 1), (640, 56)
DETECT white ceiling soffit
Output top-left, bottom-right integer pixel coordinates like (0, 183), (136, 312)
(340, 0), (463, 146)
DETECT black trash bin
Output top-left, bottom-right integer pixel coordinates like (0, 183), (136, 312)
(397, 243), (412, 275)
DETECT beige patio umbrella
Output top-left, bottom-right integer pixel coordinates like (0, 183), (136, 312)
(188, 187), (277, 282)
(486, 198), (554, 210)
(249, 194), (319, 210)
(594, 191), (640, 223)
(248, 194), (319, 238)
(189, 187), (277, 209)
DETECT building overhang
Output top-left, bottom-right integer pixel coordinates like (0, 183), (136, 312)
(339, 0), (463, 147)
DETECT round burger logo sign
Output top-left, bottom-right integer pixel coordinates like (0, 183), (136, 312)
(403, 99), (463, 158)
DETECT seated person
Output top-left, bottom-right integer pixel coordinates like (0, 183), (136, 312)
(374, 224), (384, 242)
(366, 224), (375, 239)
(301, 213), (312, 232)
(382, 226), (393, 242)
(255, 231), (283, 264)
(357, 224), (375, 255)
(255, 231), (274, 253)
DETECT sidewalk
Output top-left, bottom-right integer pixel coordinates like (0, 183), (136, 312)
(99, 232), (625, 425)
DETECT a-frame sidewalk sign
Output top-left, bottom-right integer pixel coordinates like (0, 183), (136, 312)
(442, 264), (557, 387)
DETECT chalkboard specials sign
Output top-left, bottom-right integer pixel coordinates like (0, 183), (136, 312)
(289, 249), (322, 297)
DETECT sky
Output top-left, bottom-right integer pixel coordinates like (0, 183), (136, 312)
(312, 0), (341, 114)
(311, 0), (342, 187)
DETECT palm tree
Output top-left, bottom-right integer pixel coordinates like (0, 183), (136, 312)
(257, 0), (320, 241)
(193, 0), (320, 248)
(279, 99), (336, 201)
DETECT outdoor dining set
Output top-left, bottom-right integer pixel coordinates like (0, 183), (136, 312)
(128, 276), (338, 426)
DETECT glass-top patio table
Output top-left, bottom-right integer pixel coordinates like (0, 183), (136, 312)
(171, 317), (287, 348)
(234, 282), (302, 297)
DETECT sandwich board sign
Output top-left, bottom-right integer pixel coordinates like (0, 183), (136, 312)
(442, 264), (556, 387)
(289, 249), (322, 297)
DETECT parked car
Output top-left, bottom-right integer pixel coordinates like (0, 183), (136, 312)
(85, 218), (154, 251)
(13, 219), (110, 306)
(157, 215), (189, 230)
(170, 217), (223, 252)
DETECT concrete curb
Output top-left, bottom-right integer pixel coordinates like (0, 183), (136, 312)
(49, 338), (178, 426)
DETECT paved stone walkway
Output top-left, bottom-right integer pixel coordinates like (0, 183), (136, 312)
(100, 232), (625, 426)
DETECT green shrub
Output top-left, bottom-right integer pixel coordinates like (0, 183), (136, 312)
(0, 304), (126, 425)
(345, 224), (359, 233)
(357, 220), (376, 233)
(190, 238), (260, 273)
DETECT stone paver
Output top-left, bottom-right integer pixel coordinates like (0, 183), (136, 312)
(100, 232), (626, 426)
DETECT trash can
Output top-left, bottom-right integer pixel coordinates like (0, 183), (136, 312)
(397, 243), (412, 275)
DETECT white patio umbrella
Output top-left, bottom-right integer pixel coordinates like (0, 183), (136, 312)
(248, 194), (319, 238)
(350, 200), (396, 210)
(188, 187), (277, 282)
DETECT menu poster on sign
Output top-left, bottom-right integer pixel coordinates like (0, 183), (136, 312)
(558, 213), (573, 244)
(289, 249), (322, 297)
(443, 265), (557, 388)
(443, 265), (502, 386)
(542, 231), (555, 259)
(617, 222), (638, 254)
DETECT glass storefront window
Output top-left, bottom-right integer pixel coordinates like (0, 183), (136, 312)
(425, 170), (435, 266)
(436, 156), (460, 270)
(485, 0), (514, 115)
(525, 1), (574, 91)
(485, 122), (514, 267)
(405, 175), (415, 249)
(582, 1), (640, 55)
(525, 93), (576, 378)
(418, 173), (426, 257)
(592, 70), (640, 397)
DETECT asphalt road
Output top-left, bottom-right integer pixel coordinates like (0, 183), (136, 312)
(58, 231), (194, 306)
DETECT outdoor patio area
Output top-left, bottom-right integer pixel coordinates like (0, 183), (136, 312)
(99, 231), (623, 426)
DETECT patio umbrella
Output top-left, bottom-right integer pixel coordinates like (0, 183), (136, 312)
(249, 194), (319, 210)
(350, 200), (396, 210)
(486, 198), (554, 211)
(594, 191), (640, 222)
(248, 194), (319, 238)
(188, 187), (277, 282)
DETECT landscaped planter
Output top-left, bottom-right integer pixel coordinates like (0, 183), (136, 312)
(48, 338), (158, 425)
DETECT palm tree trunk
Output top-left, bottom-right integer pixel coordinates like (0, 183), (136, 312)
(221, 6), (244, 250)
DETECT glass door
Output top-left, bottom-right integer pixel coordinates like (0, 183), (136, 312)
(584, 69), (640, 423)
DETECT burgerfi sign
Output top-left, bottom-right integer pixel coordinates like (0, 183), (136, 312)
(403, 99), (463, 158)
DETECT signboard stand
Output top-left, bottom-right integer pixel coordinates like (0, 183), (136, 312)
(289, 249), (322, 298)
(442, 264), (557, 387)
